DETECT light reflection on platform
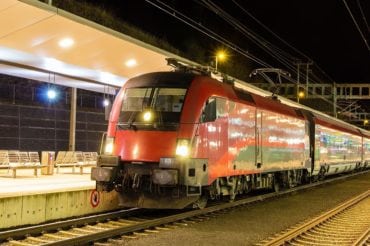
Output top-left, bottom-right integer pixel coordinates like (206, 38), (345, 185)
(0, 168), (95, 198)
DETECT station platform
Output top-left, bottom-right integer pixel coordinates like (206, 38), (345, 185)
(0, 168), (119, 229)
(0, 169), (94, 198)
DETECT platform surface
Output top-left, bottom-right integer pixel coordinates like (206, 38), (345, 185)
(0, 168), (95, 198)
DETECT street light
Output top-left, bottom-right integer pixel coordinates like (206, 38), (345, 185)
(47, 89), (57, 100)
(103, 98), (110, 107)
(215, 50), (226, 72)
(297, 87), (305, 103)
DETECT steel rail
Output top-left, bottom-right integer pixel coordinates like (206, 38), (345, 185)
(0, 208), (140, 241)
(353, 228), (370, 246)
(261, 189), (370, 246)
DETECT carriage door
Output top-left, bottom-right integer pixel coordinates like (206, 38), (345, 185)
(256, 109), (263, 169)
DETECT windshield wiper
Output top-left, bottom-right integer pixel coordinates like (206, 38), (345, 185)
(116, 122), (137, 130)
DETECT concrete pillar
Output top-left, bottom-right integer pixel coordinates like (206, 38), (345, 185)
(296, 63), (300, 103)
(333, 83), (337, 117)
(69, 87), (77, 151)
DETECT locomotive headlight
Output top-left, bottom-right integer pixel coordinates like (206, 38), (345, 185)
(175, 139), (190, 157)
(104, 137), (114, 154)
(143, 111), (152, 122)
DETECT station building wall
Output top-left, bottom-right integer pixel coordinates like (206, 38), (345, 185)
(0, 75), (109, 152)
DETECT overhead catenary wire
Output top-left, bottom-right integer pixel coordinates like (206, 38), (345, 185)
(148, 0), (314, 84)
(145, 0), (363, 118)
(197, 0), (299, 74)
(208, 0), (362, 116)
(148, 0), (322, 87)
(200, 0), (344, 91)
(145, 0), (272, 68)
(196, 0), (326, 91)
(356, 0), (369, 33)
(231, 0), (312, 62)
(342, 0), (370, 52)
(230, 0), (338, 84)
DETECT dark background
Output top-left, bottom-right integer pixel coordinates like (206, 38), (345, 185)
(84, 0), (370, 83)
(0, 75), (108, 152)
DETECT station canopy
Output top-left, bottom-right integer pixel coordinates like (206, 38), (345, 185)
(0, 0), (187, 94)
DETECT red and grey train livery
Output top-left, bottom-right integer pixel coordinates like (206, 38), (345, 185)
(92, 64), (370, 209)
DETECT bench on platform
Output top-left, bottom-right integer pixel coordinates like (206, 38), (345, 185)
(0, 150), (43, 178)
(0, 165), (45, 178)
(0, 150), (9, 165)
(55, 151), (97, 174)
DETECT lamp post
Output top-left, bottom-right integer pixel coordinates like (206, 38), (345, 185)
(215, 51), (226, 72)
(297, 88), (305, 103)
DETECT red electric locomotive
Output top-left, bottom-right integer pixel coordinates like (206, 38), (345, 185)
(92, 59), (369, 209)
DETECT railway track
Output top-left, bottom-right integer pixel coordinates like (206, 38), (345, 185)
(259, 189), (370, 246)
(1, 170), (369, 246)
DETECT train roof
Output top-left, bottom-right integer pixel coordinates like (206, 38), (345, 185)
(194, 74), (304, 119)
(121, 68), (369, 137)
(124, 72), (195, 89)
(249, 93), (304, 119)
(360, 129), (370, 138)
(307, 110), (362, 136)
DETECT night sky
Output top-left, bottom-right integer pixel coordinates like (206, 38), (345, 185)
(89, 0), (369, 84)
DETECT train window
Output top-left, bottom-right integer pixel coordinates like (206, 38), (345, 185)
(201, 98), (217, 122)
(234, 89), (254, 103)
(216, 98), (227, 118)
(154, 88), (186, 113)
(122, 88), (153, 112)
(120, 87), (187, 128)
(201, 97), (227, 123)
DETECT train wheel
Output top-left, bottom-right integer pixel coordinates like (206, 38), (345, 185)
(193, 195), (208, 209)
(273, 180), (281, 192)
(273, 174), (282, 192)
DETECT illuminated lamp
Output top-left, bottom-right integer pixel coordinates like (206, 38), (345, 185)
(103, 98), (110, 107)
(175, 139), (190, 157)
(125, 59), (137, 67)
(215, 50), (227, 72)
(143, 110), (152, 122)
(47, 88), (57, 100)
(58, 38), (74, 48)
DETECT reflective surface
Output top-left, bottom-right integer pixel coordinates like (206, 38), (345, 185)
(194, 97), (308, 182)
(315, 125), (362, 164)
(260, 109), (308, 170)
(363, 137), (370, 161)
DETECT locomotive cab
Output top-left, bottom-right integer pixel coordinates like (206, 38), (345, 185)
(92, 72), (208, 209)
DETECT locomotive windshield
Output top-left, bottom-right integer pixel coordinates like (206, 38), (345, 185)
(118, 87), (187, 130)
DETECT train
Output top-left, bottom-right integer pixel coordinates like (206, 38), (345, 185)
(91, 59), (370, 209)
